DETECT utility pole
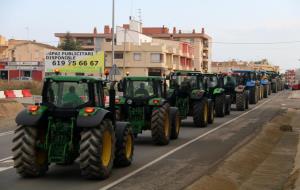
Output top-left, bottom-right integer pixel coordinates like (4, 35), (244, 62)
(111, 0), (115, 80)
(123, 28), (127, 77)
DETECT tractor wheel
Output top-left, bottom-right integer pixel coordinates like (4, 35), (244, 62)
(268, 84), (272, 95)
(193, 98), (208, 127)
(79, 119), (115, 179)
(151, 103), (171, 145)
(272, 83), (278, 93)
(215, 94), (225, 117)
(225, 95), (231, 115)
(114, 123), (134, 167)
(236, 92), (245, 111)
(170, 108), (181, 140)
(249, 87), (257, 104)
(12, 126), (48, 177)
(263, 85), (268, 98)
(245, 91), (249, 109)
(207, 100), (214, 124)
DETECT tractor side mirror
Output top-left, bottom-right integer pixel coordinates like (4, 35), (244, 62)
(117, 80), (123, 92)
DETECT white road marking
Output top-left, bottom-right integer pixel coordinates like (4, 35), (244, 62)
(0, 166), (13, 172)
(0, 156), (13, 162)
(99, 97), (274, 190)
(0, 131), (14, 137)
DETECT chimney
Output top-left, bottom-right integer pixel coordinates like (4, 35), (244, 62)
(104, 25), (110, 34)
(201, 28), (205, 34)
(173, 27), (176, 34)
(93, 27), (97, 35)
(192, 29), (195, 34)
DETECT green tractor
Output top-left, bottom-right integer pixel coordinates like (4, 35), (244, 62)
(168, 71), (214, 127)
(13, 75), (134, 179)
(115, 76), (181, 145)
(203, 73), (231, 117)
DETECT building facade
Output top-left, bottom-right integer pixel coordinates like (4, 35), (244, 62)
(55, 19), (212, 77)
(285, 69), (296, 85)
(0, 37), (59, 80)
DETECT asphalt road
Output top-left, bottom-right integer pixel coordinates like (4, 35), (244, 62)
(0, 90), (293, 190)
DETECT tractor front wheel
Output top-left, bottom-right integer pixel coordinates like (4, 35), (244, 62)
(193, 98), (208, 127)
(12, 126), (48, 177)
(225, 95), (231, 115)
(170, 108), (181, 140)
(236, 92), (245, 111)
(208, 100), (214, 124)
(215, 94), (225, 117)
(114, 123), (134, 167)
(79, 119), (115, 179)
(151, 104), (171, 145)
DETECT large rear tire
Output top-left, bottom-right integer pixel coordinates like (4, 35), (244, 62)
(151, 103), (171, 145)
(12, 126), (48, 177)
(79, 119), (115, 179)
(236, 92), (245, 111)
(114, 123), (134, 167)
(170, 108), (181, 140)
(215, 94), (225, 117)
(225, 95), (231, 115)
(263, 85), (268, 98)
(249, 87), (257, 104)
(193, 98), (208, 127)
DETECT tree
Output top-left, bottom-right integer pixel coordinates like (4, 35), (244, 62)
(58, 32), (82, 50)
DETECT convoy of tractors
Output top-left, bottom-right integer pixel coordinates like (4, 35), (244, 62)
(12, 69), (285, 180)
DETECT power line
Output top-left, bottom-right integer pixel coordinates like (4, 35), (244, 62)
(211, 40), (300, 45)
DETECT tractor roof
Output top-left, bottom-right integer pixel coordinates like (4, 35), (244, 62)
(45, 75), (101, 82)
(170, 70), (203, 76)
(124, 76), (164, 81)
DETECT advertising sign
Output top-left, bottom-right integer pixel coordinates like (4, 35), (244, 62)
(45, 51), (104, 73)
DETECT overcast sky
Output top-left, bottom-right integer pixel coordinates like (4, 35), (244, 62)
(1, 0), (300, 71)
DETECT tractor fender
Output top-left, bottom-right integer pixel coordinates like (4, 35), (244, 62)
(235, 85), (245, 93)
(191, 89), (205, 100)
(261, 79), (269, 85)
(15, 109), (45, 126)
(213, 88), (224, 95)
(246, 80), (256, 87)
(115, 121), (131, 134)
(77, 108), (113, 128)
(169, 107), (178, 117)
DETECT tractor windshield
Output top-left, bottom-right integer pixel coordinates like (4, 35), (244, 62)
(124, 80), (159, 98)
(170, 75), (203, 89)
(206, 76), (218, 88)
(46, 81), (90, 108)
(224, 76), (237, 87)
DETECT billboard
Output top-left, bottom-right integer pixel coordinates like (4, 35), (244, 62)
(45, 51), (104, 73)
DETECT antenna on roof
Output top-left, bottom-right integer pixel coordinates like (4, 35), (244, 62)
(137, 8), (142, 23)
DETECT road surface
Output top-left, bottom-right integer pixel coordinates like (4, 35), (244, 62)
(0, 90), (295, 190)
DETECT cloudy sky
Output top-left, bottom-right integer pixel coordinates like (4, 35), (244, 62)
(1, 0), (300, 71)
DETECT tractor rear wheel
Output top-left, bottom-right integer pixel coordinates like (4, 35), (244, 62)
(193, 98), (208, 127)
(225, 95), (231, 115)
(114, 123), (134, 167)
(151, 103), (171, 145)
(263, 85), (268, 98)
(245, 91), (249, 109)
(170, 108), (181, 139)
(236, 92), (245, 111)
(12, 126), (48, 177)
(208, 100), (214, 124)
(215, 94), (225, 117)
(79, 119), (115, 179)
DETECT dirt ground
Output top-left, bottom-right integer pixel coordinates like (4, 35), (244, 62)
(186, 108), (300, 190)
(0, 100), (24, 129)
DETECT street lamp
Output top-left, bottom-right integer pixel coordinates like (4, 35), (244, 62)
(111, 0), (115, 80)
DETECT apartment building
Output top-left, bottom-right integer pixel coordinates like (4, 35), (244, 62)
(55, 18), (210, 77)
(211, 59), (280, 73)
(285, 70), (296, 85)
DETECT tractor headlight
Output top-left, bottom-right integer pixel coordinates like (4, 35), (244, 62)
(127, 99), (133, 105)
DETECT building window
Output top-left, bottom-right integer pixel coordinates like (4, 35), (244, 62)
(133, 53), (141, 61)
(114, 52), (123, 59)
(151, 53), (163, 63)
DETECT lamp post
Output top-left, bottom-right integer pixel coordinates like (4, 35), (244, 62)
(111, 0), (115, 80)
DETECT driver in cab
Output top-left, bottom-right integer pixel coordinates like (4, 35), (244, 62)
(135, 83), (149, 97)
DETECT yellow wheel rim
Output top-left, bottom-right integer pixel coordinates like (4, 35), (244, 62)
(164, 112), (170, 137)
(101, 130), (112, 167)
(125, 133), (132, 159)
(204, 103), (208, 123)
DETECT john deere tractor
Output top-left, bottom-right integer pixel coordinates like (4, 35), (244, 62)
(203, 73), (231, 117)
(168, 71), (214, 127)
(115, 76), (181, 145)
(13, 75), (134, 179)
(221, 72), (249, 111)
(233, 70), (260, 104)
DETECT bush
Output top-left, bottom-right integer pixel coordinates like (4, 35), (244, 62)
(0, 80), (43, 95)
